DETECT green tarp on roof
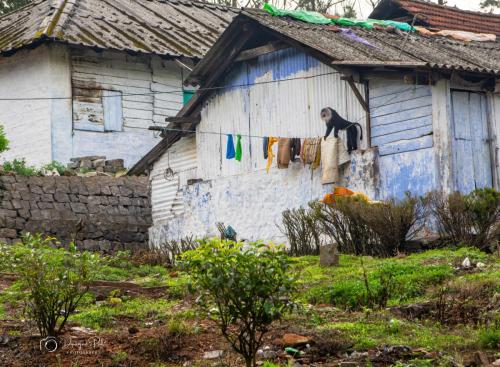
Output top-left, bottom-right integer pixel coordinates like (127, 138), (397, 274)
(263, 3), (414, 32)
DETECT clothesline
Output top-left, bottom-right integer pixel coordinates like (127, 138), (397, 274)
(0, 71), (339, 101)
(156, 85), (418, 140)
(159, 127), (332, 140)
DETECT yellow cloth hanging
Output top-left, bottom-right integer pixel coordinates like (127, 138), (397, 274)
(266, 136), (279, 173)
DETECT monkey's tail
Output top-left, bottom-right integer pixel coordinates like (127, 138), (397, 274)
(354, 123), (363, 140)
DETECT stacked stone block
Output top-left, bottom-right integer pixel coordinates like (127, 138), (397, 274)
(68, 156), (126, 174)
(0, 175), (151, 252)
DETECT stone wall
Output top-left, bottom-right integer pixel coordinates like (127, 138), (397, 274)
(0, 175), (151, 251)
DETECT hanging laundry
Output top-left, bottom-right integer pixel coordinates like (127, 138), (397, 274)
(235, 134), (242, 161)
(266, 137), (279, 173)
(290, 138), (301, 162)
(321, 136), (351, 184)
(226, 134), (235, 159)
(263, 137), (269, 159)
(301, 137), (322, 170)
(277, 138), (292, 169)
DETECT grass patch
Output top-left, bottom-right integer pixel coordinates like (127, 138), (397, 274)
(71, 297), (178, 330)
(478, 326), (500, 349)
(320, 313), (477, 351)
(295, 247), (492, 309)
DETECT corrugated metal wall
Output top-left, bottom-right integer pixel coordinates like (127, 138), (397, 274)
(197, 48), (367, 180)
(150, 136), (197, 225)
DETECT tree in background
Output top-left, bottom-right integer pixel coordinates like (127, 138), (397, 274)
(341, 2), (357, 17)
(0, 0), (31, 15)
(480, 0), (499, 12)
(203, 0), (369, 15)
(0, 124), (9, 155)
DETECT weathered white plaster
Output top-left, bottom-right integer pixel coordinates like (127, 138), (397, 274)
(0, 46), (53, 166)
(0, 45), (186, 168)
(149, 149), (377, 245)
(48, 44), (73, 164)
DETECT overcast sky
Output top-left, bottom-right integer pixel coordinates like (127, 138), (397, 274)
(352, 0), (498, 18)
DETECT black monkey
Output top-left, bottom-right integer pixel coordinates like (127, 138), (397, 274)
(320, 107), (363, 153)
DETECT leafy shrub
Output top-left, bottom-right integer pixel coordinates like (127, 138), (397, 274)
(182, 239), (296, 367)
(311, 193), (426, 257)
(42, 161), (68, 175)
(429, 188), (499, 252)
(2, 158), (40, 176)
(0, 124), (8, 154)
(0, 234), (99, 336)
(279, 206), (321, 256)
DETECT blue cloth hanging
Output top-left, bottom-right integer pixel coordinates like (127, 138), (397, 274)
(226, 134), (235, 159)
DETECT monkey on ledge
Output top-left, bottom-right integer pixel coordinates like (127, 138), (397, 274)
(320, 107), (363, 153)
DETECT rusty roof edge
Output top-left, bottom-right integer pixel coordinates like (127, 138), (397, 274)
(393, 0), (500, 19)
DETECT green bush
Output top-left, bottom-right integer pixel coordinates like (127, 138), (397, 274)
(0, 124), (8, 154)
(42, 161), (68, 175)
(430, 188), (499, 252)
(181, 239), (296, 367)
(2, 158), (40, 176)
(0, 234), (99, 336)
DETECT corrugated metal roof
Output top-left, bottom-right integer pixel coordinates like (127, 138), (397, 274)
(0, 0), (238, 58)
(370, 0), (500, 36)
(242, 9), (500, 76)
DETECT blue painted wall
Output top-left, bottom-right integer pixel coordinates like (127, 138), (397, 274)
(369, 79), (437, 199)
(221, 48), (321, 88)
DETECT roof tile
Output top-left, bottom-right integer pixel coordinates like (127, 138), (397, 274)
(371, 0), (500, 36)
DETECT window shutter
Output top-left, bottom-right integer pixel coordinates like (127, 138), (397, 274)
(103, 90), (123, 131)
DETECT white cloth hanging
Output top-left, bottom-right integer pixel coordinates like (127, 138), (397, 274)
(321, 136), (351, 184)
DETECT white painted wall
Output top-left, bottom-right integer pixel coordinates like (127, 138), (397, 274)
(149, 49), (371, 245)
(0, 46), (54, 166)
(0, 45), (186, 168)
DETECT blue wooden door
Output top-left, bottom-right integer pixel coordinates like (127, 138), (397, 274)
(451, 90), (493, 193)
